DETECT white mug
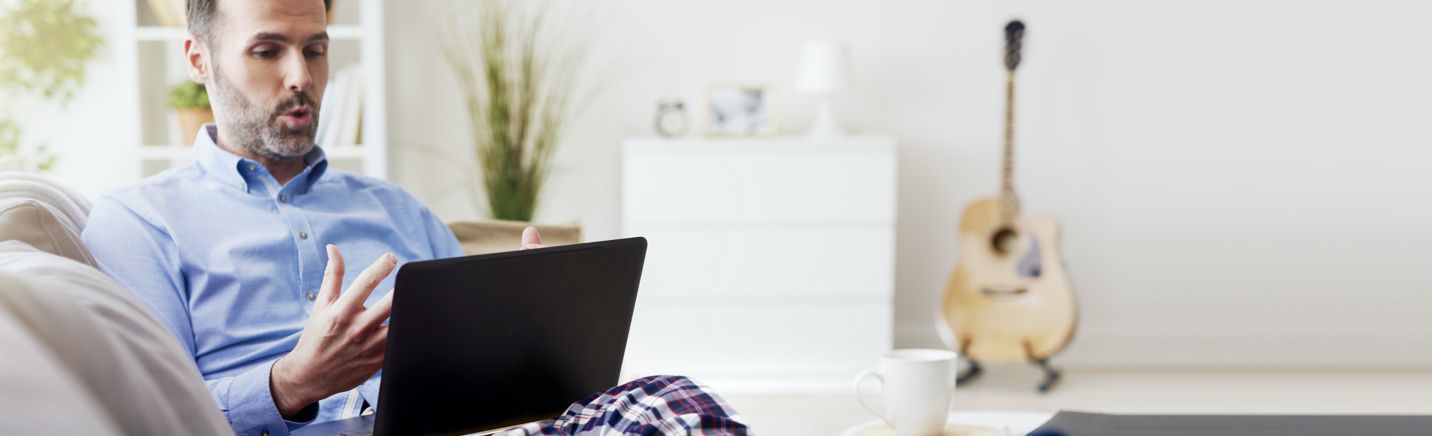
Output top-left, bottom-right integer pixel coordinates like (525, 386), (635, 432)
(853, 348), (957, 435)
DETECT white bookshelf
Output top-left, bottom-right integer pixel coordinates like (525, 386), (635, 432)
(115, 0), (388, 181)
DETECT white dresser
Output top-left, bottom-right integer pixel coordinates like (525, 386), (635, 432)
(620, 136), (897, 392)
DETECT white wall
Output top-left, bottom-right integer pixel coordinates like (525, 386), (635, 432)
(0, 0), (1330, 367)
(390, 0), (1432, 367)
(9, 0), (136, 199)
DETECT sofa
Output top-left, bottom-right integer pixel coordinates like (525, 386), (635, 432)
(0, 173), (584, 435)
(0, 172), (233, 435)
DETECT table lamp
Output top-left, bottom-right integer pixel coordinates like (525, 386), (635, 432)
(797, 39), (852, 138)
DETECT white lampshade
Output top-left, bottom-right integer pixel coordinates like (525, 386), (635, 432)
(797, 39), (851, 96)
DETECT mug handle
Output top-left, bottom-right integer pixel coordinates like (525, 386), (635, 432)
(853, 370), (892, 427)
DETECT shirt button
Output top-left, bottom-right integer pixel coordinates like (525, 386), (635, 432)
(247, 165), (257, 172)
(278, 195), (287, 203)
(298, 231), (308, 239)
(306, 292), (316, 301)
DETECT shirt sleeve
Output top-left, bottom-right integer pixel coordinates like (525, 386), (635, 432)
(360, 370), (383, 412)
(207, 360), (318, 435)
(82, 195), (194, 355)
(421, 205), (466, 259)
(83, 196), (311, 435)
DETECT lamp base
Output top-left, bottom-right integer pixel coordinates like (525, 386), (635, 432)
(807, 97), (844, 139)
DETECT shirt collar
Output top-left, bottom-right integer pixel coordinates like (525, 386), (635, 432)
(192, 124), (329, 194)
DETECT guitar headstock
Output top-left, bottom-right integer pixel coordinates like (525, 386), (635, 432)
(1004, 20), (1025, 71)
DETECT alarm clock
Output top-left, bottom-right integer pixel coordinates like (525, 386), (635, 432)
(654, 99), (689, 138)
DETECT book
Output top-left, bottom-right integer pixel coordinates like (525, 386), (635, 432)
(316, 65), (363, 151)
(337, 67), (364, 148)
(316, 68), (347, 150)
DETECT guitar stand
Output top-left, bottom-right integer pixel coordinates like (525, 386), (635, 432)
(956, 358), (983, 385)
(954, 356), (1062, 393)
(1024, 339), (1063, 393)
(1031, 356), (1062, 393)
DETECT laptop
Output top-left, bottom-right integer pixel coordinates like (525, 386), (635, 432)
(294, 237), (647, 436)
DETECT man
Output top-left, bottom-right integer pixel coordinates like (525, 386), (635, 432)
(81, 1), (746, 435)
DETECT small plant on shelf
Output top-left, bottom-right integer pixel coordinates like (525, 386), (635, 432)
(168, 81), (213, 144)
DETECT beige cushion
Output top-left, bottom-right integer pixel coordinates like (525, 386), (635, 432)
(0, 300), (121, 435)
(448, 219), (582, 255)
(0, 241), (233, 435)
(0, 171), (95, 266)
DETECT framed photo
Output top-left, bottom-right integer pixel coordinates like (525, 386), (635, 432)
(704, 85), (777, 136)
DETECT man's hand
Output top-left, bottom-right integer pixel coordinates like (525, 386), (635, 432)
(521, 226), (544, 250)
(271, 245), (396, 418)
(268, 229), (538, 417)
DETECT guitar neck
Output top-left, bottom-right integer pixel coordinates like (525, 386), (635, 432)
(999, 20), (1024, 224)
(1000, 69), (1020, 222)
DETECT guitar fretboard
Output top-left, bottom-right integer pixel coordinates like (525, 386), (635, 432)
(999, 20), (1025, 224)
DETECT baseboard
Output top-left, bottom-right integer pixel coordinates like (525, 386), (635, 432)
(896, 323), (1432, 367)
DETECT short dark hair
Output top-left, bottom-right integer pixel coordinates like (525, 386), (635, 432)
(187, 0), (331, 48)
(186, 0), (219, 47)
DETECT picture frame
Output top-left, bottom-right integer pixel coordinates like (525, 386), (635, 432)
(703, 84), (778, 137)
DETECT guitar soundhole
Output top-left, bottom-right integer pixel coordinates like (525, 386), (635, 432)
(991, 227), (1019, 256)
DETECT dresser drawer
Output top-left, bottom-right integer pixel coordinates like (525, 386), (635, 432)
(623, 139), (896, 225)
(620, 299), (892, 387)
(628, 225), (893, 299)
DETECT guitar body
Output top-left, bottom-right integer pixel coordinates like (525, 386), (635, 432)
(943, 196), (1077, 362)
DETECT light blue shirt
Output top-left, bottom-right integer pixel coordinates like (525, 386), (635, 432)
(82, 126), (465, 436)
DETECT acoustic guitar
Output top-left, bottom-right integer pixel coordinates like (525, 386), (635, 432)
(940, 20), (1077, 393)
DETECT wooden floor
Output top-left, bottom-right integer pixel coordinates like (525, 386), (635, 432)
(719, 366), (1432, 435)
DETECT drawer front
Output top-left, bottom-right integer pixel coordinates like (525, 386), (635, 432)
(626, 225), (893, 299)
(620, 300), (892, 387)
(623, 143), (896, 224)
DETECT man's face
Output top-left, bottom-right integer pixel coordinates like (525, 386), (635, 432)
(204, 0), (328, 161)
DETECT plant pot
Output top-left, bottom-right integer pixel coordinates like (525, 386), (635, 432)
(446, 219), (583, 256)
(144, 0), (185, 27)
(173, 108), (214, 145)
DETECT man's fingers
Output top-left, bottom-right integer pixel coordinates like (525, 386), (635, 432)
(316, 244), (345, 308)
(368, 324), (389, 350)
(337, 253), (397, 309)
(367, 327), (388, 370)
(520, 226), (542, 250)
(359, 290), (394, 327)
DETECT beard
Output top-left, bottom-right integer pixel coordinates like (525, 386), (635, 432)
(208, 65), (321, 162)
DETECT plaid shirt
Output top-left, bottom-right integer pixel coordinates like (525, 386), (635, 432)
(499, 376), (749, 435)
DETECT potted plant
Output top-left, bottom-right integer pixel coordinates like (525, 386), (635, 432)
(168, 81), (212, 143)
(438, 0), (593, 222)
